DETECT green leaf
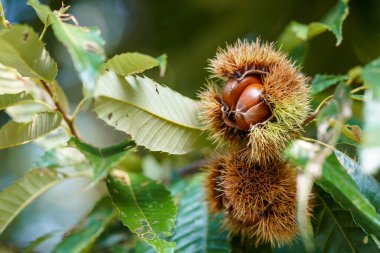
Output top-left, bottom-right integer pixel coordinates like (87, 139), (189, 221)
(0, 25), (57, 81)
(0, 169), (64, 234)
(94, 71), (201, 154)
(28, 0), (105, 95)
(53, 197), (116, 253)
(104, 52), (164, 76)
(33, 145), (89, 171)
(0, 64), (31, 94)
(27, 0), (52, 26)
(334, 150), (380, 213)
(310, 74), (349, 96)
(278, 0), (349, 62)
(321, 0), (350, 45)
(5, 102), (51, 122)
(0, 65), (55, 115)
(360, 57), (380, 174)
(0, 111), (62, 150)
(23, 232), (56, 253)
(314, 189), (380, 253)
(172, 175), (230, 253)
(68, 138), (135, 187)
(316, 158), (380, 239)
(50, 13), (105, 96)
(107, 170), (176, 253)
(0, 92), (34, 110)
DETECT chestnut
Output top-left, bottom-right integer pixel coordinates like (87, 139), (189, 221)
(221, 75), (272, 131)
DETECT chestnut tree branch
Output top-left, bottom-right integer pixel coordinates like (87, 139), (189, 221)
(41, 80), (80, 139)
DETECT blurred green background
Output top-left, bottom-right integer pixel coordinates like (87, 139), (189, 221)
(0, 0), (379, 251)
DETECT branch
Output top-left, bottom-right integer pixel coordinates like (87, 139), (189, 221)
(41, 80), (80, 139)
(301, 95), (333, 128)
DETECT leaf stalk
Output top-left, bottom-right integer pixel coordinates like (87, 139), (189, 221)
(41, 80), (80, 139)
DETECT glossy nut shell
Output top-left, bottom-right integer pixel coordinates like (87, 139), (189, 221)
(221, 75), (272, 130)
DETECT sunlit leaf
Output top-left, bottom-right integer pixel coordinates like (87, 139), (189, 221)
(0, 169), (65, 234)
(360, 57), (380, 174)
(0, 25), (57, 81)
(0, 71), (54, 123)
(94, 71), (201, 154)
(68, 137), (135, 187)
(33, 146), (87, 171)
(0, 92), (34, 110)
(53, 197), (116, 253)
(107, 170), (176, 253)
(104, 52), (165, 77)
(5, 102), (51, 122)
(0, 64), (31, 94)
(0, 111), (62, 149)
(310, 74), (348, 96)
(0, 64), (54, 112)
(334, 150), (380, 213)
(278, 0), (349, 62)
(314, 189), (379, 253)
(171, 175), (230, 253)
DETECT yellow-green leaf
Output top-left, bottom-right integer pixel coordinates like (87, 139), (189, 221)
(0, 92), (34, 110)
(104, 52), (165, 76)
(0, 169), (64, 235)
(50, 14), (105, 96)
(0, 111), (62, 149)
(278, 0), (349, 62)
(0, 25), (57, 81)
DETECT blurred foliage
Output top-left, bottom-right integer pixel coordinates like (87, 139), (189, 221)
(0, 0), (380, 253)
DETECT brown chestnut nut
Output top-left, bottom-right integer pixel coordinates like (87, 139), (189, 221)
(222, 76), (261, 110)
(221, 75), (272, 131)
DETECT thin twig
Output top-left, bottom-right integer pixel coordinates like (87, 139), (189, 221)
(41, 80), (80, 139)
(301, 95), (333, 127)
(39, 22), (49, 40)
(302, 85), (367, 127)
(350, 86), (366, 94)
(298, 136), (335, 150)
(71, 97), (88, 123)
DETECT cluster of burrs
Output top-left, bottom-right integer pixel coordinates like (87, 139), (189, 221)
(198, 39), (311, 247)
